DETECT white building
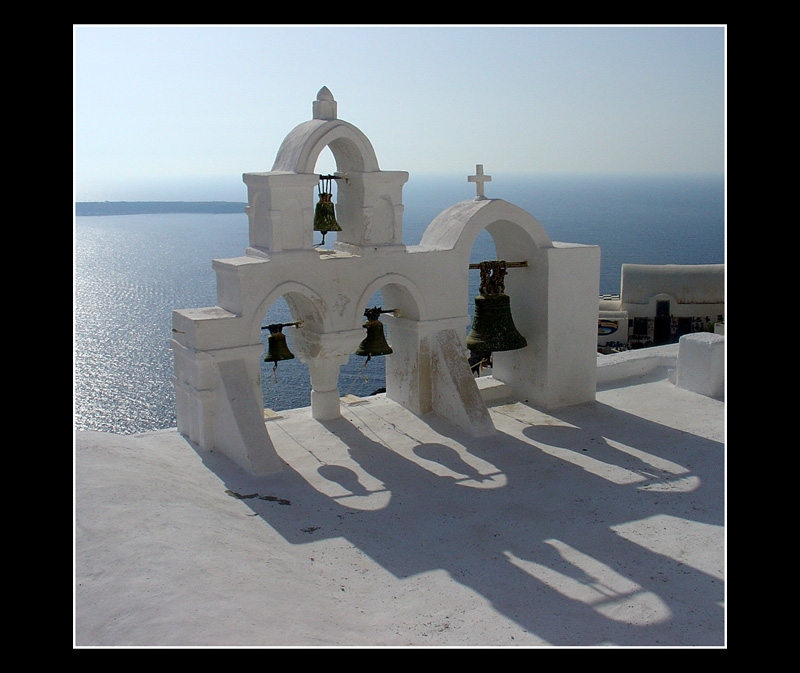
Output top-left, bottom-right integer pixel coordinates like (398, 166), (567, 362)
(598, 263), (724, 350)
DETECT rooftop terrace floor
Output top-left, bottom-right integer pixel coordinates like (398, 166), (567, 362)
(75, 359), (725, 647)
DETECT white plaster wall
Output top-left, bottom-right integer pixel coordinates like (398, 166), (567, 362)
(540, 242), (600, 408)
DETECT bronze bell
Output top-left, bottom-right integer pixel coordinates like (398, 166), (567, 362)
(263, 323), (296, 364)
(466, 260), (527, 356)
(355, 307), (393, 359)
(313, 174), (342, 245)
(466, 293), (527, 354)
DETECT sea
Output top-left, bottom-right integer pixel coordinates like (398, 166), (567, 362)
(74, 173), (725, 435)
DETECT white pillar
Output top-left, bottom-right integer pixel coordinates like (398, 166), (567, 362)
(292, 328), (364, 421)
(306, 354), (349, 420)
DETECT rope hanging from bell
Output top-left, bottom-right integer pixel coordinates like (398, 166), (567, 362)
(313, 174), (342, 246)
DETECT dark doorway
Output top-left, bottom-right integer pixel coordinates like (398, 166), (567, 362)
(654, 300), (672, 345)
(676, 317), (692, 340)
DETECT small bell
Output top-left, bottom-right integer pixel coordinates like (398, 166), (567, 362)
(313, 174), (342, 246)
(263, 323), (296, 364)
(466, 261), (527, 357)
(355, 307), (393, 359)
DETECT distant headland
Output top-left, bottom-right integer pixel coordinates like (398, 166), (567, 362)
(75, 201), (247, 216)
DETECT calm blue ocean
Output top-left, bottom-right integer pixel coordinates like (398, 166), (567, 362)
(74, 173), (724, 434)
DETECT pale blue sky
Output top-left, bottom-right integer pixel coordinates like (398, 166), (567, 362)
(74, 24), (725, 201)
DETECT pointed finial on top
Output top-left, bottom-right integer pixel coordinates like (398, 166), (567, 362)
(313, 86), (337, 120)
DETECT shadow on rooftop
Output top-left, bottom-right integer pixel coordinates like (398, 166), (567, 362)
(198, 396), (724, 646)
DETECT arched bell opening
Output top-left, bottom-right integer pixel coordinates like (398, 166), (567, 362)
(315, 144), (338, 176)
(483, 219), (549, 394)
(311, 147), (341, 248)
(466, 228), (498, 370)
(258, 296), (310, 413)
(464, 218), (543, 379)
(304, 133), (373, 250)
(342, 277), (425, 403)
(340, 287), (389, 399)
(254, 285), (328, 415)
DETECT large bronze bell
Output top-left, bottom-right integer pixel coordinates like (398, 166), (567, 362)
(355, 307), (393, 359)
(313, 174), (342, 245)
(263, 323), (296, 364)
(466, 293), (528, 353)
(466, 260), (527, 356)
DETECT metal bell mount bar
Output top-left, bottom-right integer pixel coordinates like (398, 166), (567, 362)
(260, 321), (303, 331)
(468, 261), (528, 269)
(363, 306), (396, 319)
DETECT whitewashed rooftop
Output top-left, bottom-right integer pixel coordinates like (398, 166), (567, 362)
(75, 345), (725, 647)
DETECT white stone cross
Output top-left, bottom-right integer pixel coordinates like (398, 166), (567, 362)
(468, 164), (492, 200)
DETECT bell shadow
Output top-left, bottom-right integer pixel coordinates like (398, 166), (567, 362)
(316, 463), (373, 497)
(198, 399), (724, 646)
(412, 443), (493, 483)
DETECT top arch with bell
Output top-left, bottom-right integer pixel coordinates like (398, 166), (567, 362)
(243, 87), (407, 255)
